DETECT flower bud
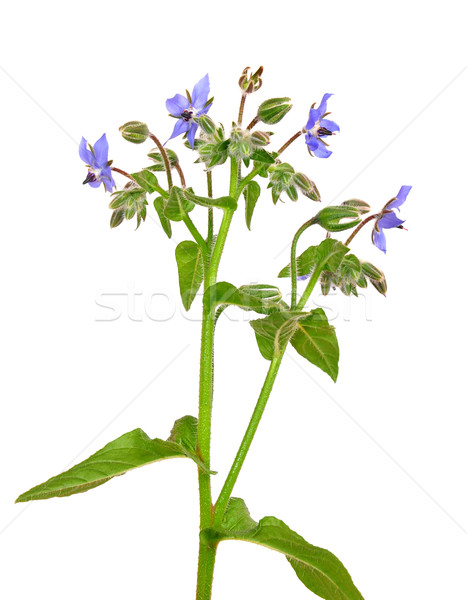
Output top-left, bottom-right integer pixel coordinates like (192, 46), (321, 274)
(147, 148), (179, 171)
(198, 114), (216, 136)
(257, 98), (292, 125)
(293, 172), (320, 201)
(361, 262), (387, 295)
(119, 121), (149, 144)
(315, 206), (361, 232)
(238, 66), (263, 94)
(341, 199), (371, 215)
(110, 209), (124, 228)
(250, 131), (271, 147)
(320, 272), (333, 296)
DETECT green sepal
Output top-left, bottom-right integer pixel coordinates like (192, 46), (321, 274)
(183, 188), (237, 211)
(16, 416), (210, 503)
(175, 240), (204, 310)
(243, 180), (261, 229)
(147, 148), (179, 171)
(153, 196), (172, 238)
(257, 97), (293, 124)
(203, 498), (364, 600)
(279, 238), (350, 278)
(165, 186), (195, 221)
(203, 282), (282, 315)
(130, 170), (161, 194)
(110, 209), (124, 229)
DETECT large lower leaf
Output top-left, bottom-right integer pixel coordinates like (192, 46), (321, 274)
(202, 498), (364, 600)
(250, 311), (304, 360)
(16, 416), (208, 503)
(204, 282), (282, 315)
(279, 238), (349, 278)
(175, 240), (204, 310)
(291, 308), (339, 382)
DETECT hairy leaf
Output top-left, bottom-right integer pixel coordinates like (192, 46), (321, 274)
(184, 189), (237, 211)
(279, 238), (349, 278)
(204, 282), (282, 315)
(202, 498), (364, 600)
(250, 311), (304, 360)
(130, 170), (161, 194)
(243, 180), (261, 230)
(16, 416), (208, 502)
(175, 240), (204, 310)
(153, 196), (172, 238)
(165, 186), (195, 222)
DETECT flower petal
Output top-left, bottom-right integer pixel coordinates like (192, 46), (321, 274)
(372, 226), (387, 253)
(297, 274), (311, 281)
(313, 139), (332, 159)
(319, 118), (340, 133)
(87, 178), (102, 189)
(79, 137), (94, 166)
(166, 93), (190, 116)
(93, 134), (109, 167)
(317, 93), (333, 118)
(306, 108), (320, 131)
(378, 211), (405, 229)
(199, 101), (213, 116)
(187, 123), (199, 149)
(386, 185), (412, 211)
(191, 73), (210, 109)
(305, 133), (319, 151)
(165, 118), (190, 144)
(101, 166), (116, 192)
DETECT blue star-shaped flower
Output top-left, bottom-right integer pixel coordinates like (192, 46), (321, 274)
(165, 74), (212, 148)
(372, 186), (412, 253)
(304, 93), (340, 158)
(79, 134), (115, 192)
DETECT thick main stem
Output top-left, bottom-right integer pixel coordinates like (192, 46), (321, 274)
(196, 158), (239, 600)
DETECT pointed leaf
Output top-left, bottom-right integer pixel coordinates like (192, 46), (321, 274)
(291, 308), (339, 381)
(279, 238), (349, 278)
(250, 311), (305, 360)
(202, 498), (364, 600)
(175, 240), (204, 310)
(204, 282), (282, 315)
(130, 170), (161, 194)
(250, 148), (275, 164)
(243, 180), (261, 230)
(16, 416), (209, 503)
(153, 196), (172, 238)
(184, 189), (237, 211)
(165, 186), (195, 222)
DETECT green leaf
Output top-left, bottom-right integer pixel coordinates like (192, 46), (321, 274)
(16, 416), (209, 503)
(165, 186), (195, 221)
(279, 238), (350, 278)
(243, 180), (261, 230)
(204, 282), (282, 315)
(130, 170), (161, 194)
(202, 498), (364, 600)
(153, 196), (172, 238)
(175, 240), (204, 310)
(250, 311), (304, 360)
(290, 308), (339, 382)
(183, 188), (237, 211)
(147, 148), (179, 171)
(250, 148), (275, 164)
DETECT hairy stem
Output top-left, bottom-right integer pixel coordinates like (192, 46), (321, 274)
(149, 132), (173, 190)
(207, 171), (213, 247)
(213, 352), (284, 526)
(175, 162), (186, 187)
(345, 213), (378, 246)
(277, 130), (303, 156)
(238, 94), (247, 126)
(246, 115), (259, 130)
(196, 542), (217, 600)
(290, 217), (318, 309)
(110, 166), (135, 181)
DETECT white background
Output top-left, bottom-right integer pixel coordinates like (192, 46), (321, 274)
(1, 1), (466, 598)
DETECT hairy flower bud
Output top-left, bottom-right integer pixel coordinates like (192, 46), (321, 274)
(341, 199), (371, 215)
(119, 121), (149, 144)
(361, 262), (387, 295)
(250, 131), (271, 147)
(198, 114), (216, 136)
(315, 206), (361, 232)
(257, 98), (292, 124)
(293, 172), (320, 201)
(238, 66), (263, 94)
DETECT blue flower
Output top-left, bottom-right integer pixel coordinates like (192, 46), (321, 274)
(372, 186), (411, 253)
(80, 134), (115, 192)
(304, 93), (340, 158)
(166, 74), (212, 148)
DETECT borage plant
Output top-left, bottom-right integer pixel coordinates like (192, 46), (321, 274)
(17, 67), (410, 600)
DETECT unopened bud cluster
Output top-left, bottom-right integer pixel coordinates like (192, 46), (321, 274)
(147, 148), (179, 171)
(109, 182), (148, 229)
(321, 256), (387, 297)
(227, 126), (272, 160)
(238, 66), (263, 94)
(267, 162), (320, 204)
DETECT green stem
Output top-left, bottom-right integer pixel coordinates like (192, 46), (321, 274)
(196, 542), (217, 600)
(296, 266), (323, 311)
(213, 352), (284, 526)
(196, 158), (239, 598)
(182, 213), (208, 258)
(236, 165), (262, 197)
(290, 217), (318, 309)
(238, 94), (247, 126)
(345, 213), (378, 246)
(207, 171), (213, 248)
